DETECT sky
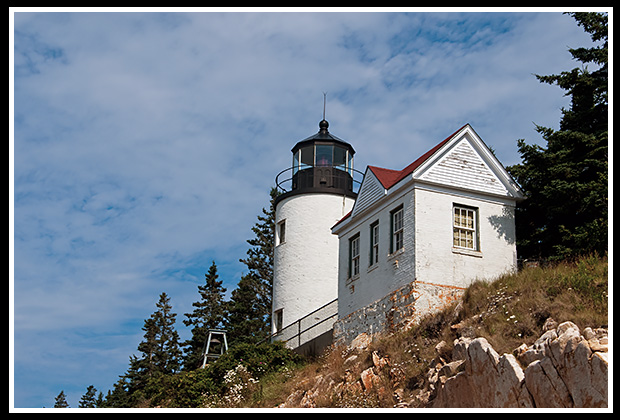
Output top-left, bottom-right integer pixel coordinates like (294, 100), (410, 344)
(10, 8), (606, 409)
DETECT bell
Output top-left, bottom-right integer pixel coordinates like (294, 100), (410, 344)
(201, 329), (228, 368)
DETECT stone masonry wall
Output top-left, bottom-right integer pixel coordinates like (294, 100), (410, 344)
(333, 280), (465, 346)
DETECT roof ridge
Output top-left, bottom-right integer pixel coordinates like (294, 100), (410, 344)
(368, 124), (469, 190)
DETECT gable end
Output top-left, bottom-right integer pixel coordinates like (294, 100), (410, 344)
(351, 168), (386, 218)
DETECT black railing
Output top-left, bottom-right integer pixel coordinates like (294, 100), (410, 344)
(262, 299), (338, 349)
(275, 166), (365, 194)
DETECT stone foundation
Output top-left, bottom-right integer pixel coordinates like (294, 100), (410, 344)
(333, 280), (465, 346)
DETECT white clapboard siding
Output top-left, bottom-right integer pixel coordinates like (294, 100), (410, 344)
(351, 170), (386, 218)
(419, 138), (508, 196)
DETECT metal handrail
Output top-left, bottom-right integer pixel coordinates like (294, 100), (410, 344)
(275, 166), (365, 194)
(261, 299), (338, 348)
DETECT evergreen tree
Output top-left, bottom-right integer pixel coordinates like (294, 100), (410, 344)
(53, 390), (69, 408)
(77, 385), (98, 408)
(508, 12), (608, 261)
(95, 391), (105, 408)
(128, 292), (182, 392)
(225, 272), (270, 344)
(100, 377), (130, 408)
(182, 261), (227, 370)
(226, 187), (280, 344)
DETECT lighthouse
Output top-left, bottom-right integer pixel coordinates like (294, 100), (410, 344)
(272, 118), (359, 349)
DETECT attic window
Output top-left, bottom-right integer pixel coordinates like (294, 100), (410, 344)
(453, 205), (478, 250)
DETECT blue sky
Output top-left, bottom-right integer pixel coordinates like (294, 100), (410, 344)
(10, 8), (603, 409)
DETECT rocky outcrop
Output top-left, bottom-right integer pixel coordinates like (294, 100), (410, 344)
(278, 319), (608, 408)
(428, 320), (608, 408)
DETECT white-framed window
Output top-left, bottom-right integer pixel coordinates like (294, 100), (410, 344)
(370, 221), (379, 266)
(453, 205), (478, 250)
(349, 234), (360, 278)
(391, 206), (404, 253)
(274, 308), (283, 332)
(276, 220), (286, 246)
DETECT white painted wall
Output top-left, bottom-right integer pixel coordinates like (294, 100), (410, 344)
(335, 182), (518, 320)
(336, 187), (416, 319)
(273, 193), (355, 334)
(414, 184), (518, 287)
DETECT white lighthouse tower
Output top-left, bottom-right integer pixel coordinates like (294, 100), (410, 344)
(272, 118), (359, 352)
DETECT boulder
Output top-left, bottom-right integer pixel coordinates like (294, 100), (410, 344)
(431, 320), (608, 408)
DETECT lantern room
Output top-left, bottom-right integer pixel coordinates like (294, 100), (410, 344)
(275, 119), (359, 201)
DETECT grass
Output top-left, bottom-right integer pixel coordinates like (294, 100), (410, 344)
(238, 254), (609, 408)
(457, 253), (608, 353)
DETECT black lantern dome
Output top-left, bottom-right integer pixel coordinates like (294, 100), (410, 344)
(275, 119), (359, 204)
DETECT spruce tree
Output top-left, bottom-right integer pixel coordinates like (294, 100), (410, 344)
(182, 261), (227, 370)
(100, 377), (130, 408)
(128, 292), (182, 392)
(53, 390), (69, 408)
(78, 385), (98, 408)
(225, 272), (269, 344)
(226, 187), (280, 344)
(508, 12), (608, 261)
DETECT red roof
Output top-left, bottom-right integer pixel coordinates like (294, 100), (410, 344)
(331, 124), (470, 231)
(368, 124), (467, 189)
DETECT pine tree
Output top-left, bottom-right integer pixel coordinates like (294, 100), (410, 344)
(95, 391), (105, 408)
(129, 292), (182, 391)
(77, 385), (98, 408)
(508, 12), (608, 261)
(53, 390), (69, 408)
(182, 261), (227, 370)
(225, 272), (269, 344)
(226, 187), (280, 344)
(100, 377), (130, 408)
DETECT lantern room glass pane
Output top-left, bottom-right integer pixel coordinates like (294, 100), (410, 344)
(293, 150), (300, 174)
(334, 146), (347, 171)
(348, 153), (354, 175)
(315, 145), (333, 167)
(300, 145), (314, 170)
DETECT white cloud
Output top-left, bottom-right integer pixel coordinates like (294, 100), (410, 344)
(11, 9), (600, 408)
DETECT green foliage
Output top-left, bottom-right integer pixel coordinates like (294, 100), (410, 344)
(225, 187), (281, 345)
(182, 261), (227, 370)
(135, 340), (304, 408)
(210, 340), (304, 382)
(77, 385), (98, 408)
(53, 390), (69, 408)
(508, 12), (608, 261)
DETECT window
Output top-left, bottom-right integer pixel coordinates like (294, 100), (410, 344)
(370, 221), (379, 266)
(391, 206), (404, 253)
(276, 220), (286, 246)
(334, 146), (347, 172)
(274, 309), (283, 333)
(349, 234), (360, 278)
(315, 144), (333, 167)
(453, 205), (477, 250)
(300, 145), (314, 170)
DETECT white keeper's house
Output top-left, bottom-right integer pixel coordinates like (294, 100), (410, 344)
(271, 119), (524, 354)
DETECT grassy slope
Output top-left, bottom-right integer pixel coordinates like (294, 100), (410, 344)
(254, 254), (608, 408)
